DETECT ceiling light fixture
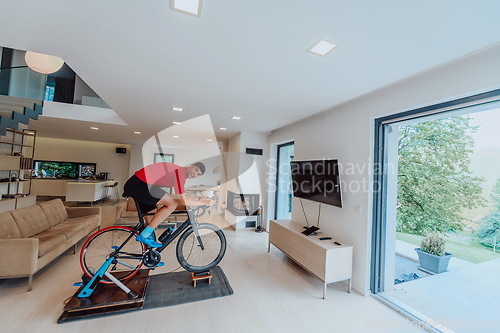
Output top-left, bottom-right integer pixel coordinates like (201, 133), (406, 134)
(207, 139), (213, 142)
(172, 107), (183, 112)
(173, 135), (179, 138)
(173, 121), (181, 125)
(91, 127), (99, 130)
(25, 51), (64, 74)
(170, 0), (203, 17)
(308, 39), (337, 56)
(134, 131), (141, 134)
(231, 116), (241, 120)
(219, 127), (227, 131)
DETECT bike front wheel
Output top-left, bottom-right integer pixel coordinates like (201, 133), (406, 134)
(176, 223), (226, 273)
(80, 226), (145, 284)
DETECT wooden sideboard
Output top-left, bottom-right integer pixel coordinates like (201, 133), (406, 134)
(269, 219), (353, 299)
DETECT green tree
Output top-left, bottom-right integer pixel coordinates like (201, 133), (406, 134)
(476, 212), (500, 248)
(491, 178), (500, 209)
(397, 116), (485, 235)
(476, 179), (500, 248)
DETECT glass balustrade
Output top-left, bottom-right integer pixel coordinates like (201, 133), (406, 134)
(0, 66), (48, 101)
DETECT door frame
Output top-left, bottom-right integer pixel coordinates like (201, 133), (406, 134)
(274, 141), (294, 220)
(370, 88), (500, 331)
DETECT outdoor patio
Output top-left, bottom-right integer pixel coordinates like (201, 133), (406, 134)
(394, 240), (472, 284)
(389, 241), (500, 332)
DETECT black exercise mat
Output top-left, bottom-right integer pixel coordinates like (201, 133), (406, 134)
(58, 266), (233, 323)
(144, 266), (233, 309)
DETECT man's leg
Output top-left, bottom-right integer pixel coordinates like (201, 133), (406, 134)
(143, 208), (157, 225)
(146, 198), (178, 229)
(137, 194), (179, 247)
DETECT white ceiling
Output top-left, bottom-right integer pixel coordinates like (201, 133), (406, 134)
(1, 0), (500, 144)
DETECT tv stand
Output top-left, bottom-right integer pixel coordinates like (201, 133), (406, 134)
(268, 220), (353, 299)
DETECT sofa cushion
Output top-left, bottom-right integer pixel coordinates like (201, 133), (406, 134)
(11, 205), (50, 238)
(121, 211), (138, 219)
(38, 199), (69, 227)
(31, 232), (67, 257)
(0, 212), (21, 239)
(49, 215), (100, 239)
(126, 198), (137, 211)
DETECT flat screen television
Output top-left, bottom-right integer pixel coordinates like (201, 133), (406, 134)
(290, 159), (342, 207)
(79, 164), (96, 177)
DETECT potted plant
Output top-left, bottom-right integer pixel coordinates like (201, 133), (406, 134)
(415, 233), (453, 274)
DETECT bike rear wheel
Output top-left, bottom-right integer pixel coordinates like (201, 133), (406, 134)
(80, 226), (145, 284)
(176, 223), (226, 273)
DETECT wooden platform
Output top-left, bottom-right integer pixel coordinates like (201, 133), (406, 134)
(58, 270), (150, 323)
(191, 271), (213, 287)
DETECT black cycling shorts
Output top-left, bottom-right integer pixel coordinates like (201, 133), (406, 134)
(123, 175), (167, 213)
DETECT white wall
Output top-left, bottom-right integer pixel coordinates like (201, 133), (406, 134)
(42, 101), (127, 125)
(238, 131), (268, 202)
(224, 131), (267, 206)
(226, 133), (241, 185)
(34, 137), (131, 193)
(128, 144), (143, 177)
(266, 44), (500, 295)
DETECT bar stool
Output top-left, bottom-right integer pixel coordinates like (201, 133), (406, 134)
(102, 182), (119, 204)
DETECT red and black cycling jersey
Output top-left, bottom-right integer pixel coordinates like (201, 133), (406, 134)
(134, 162), (188, 194)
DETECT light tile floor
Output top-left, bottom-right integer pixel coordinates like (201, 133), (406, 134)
(0, 214), (423, 333)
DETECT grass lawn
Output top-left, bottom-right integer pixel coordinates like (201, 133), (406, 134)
(396, 232), (500, 264)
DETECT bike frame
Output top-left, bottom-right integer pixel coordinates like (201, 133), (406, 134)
(112, 208), (203, 259)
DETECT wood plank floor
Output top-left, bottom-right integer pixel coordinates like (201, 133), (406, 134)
(0, 214), (423, 333)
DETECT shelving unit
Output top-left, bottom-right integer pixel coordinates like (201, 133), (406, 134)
(0, 128), (36, 208)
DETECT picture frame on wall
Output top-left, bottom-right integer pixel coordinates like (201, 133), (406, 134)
(153, 153), (174, 164)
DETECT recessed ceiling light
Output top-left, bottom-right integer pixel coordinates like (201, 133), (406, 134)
(172, 107), (183, 112)
(231, 116), (241, 120)
(91, 127), (99, 130)
(134, 131), (141, 134)
(219, 127), (227, 131)
(173, 121), (181, 125)
(173, 135), (179, 138)
(170, 0), (202, 17)
(207, 139), (213, 142)
(308, 39), (337, 56)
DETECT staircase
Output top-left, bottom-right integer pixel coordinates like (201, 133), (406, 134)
(0, 95), (43, 136)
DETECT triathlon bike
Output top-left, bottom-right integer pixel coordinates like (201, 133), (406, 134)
(79, 198), (226, 294)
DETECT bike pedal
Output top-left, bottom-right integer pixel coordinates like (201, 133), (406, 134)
(111, 246), (119, 250)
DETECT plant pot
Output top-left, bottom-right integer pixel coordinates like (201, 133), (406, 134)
(415, 248), (453, 274)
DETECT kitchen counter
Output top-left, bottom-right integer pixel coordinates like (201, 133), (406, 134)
(67, 180), (111, 183)
(31, 179), (113, 199)
(66, 180), (114, 203)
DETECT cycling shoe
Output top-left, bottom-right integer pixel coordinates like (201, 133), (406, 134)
(136, 234), (162, 248)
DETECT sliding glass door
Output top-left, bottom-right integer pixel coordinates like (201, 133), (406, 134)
(371, 89), (500, 332)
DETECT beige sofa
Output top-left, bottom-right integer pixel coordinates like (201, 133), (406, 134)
(116, 197), (139, 221)
(0, 199), (100, 290)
